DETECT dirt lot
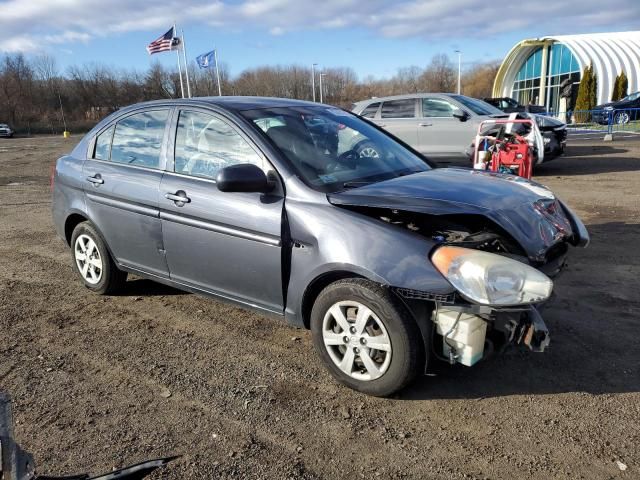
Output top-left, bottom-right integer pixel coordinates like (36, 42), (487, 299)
(1, 135), (639, 479)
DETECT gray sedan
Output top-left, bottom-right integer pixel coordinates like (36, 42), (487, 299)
(52, 97), (588, 396)
(352, 93), (506, 159)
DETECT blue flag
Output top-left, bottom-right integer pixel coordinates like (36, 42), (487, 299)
(196, 50), (215, 69)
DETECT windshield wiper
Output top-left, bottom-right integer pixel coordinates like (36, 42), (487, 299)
(342, 181), (374, 189)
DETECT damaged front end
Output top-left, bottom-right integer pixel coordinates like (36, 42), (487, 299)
(328, 168), (589, 368)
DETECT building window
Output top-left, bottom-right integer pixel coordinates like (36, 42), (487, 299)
(511, 44), (580, 113)
(545, 43), (581, 114)
(512, 47), (543, 106)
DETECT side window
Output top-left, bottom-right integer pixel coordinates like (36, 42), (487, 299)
(93, 126), (114, 160)
(174, 110), (264, 180)
(360, 102), (380, 118)
(380, 99), (416, 119)
(110, 110), (168, 169)
(421, 98), (456, 117)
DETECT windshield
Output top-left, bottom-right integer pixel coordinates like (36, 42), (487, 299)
(622, 92), (640, 102)
(450, 95), (504, 116)
(241, 106), (431, 192)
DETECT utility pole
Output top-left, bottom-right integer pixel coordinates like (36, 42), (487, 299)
(311, 63), (318, 102)
(319, 73), (326, 103)
(455, 50), (462, 94)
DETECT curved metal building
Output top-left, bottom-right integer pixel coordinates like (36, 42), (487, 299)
(493, 31), (640, 113)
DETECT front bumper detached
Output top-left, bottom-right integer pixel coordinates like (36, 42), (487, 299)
(432, 304), (551, 367)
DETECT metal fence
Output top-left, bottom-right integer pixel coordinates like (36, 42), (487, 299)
(556, 107), (640, 139)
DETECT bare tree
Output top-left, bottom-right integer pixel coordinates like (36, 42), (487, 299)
(0, 52), (502, 133)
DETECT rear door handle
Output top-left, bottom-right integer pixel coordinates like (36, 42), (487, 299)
(165, 191), (191, 205)
(86, 174), (104, 185)
(418, 122), (432, 127)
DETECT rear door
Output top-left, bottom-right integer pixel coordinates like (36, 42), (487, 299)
(82, 108), (170, 277)
(373, 99), (418, 147)
(417, 97), (473, 156)
(160, 108), (284, 313)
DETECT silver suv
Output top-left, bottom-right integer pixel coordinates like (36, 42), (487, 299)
(352, 94), (505, 159)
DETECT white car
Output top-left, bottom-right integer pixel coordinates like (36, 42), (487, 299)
(0, 124), (14, 138)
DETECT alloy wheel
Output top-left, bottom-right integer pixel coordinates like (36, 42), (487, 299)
(74, 234), (103, 285)
(359, 146), (380, 159)
(322, 301), (392, 381)
(614, 112), (630, 124)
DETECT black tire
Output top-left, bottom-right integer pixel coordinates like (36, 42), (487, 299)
(70, 221), (126, 295)
(310, 279), (424, 396)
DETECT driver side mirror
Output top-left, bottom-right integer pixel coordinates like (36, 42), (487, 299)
(216, 164), (273, 193)
(453, 110), (469, 122)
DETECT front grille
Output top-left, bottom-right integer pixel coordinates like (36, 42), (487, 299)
(394, 287), (456, 303)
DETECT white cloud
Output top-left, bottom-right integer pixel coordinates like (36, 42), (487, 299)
(1, 0), (638, 53)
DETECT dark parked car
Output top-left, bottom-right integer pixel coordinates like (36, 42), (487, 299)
(536, 114), (567, 159)
(592, 91), (640, 125)
(484, 97), (547, 114)
(52, 97), (589, 396)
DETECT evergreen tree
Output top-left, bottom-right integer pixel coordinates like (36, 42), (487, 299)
(589, 67), (598, 110)
(617, 71), (628, 100)
(575, 64), (594, 121)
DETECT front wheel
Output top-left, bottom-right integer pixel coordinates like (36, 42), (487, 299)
(310, 279), (424, 396)
(70, 221), (127, 294)
(355, 141), (381, 159)
(614, 112), (630, 125)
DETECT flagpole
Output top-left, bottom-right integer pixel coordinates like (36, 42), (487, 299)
(181, 29), (192, 98)
(214, 48), (222, 96)
(174, 23), (185, 98)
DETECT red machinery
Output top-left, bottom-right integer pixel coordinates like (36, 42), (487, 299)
(473, 119), (535, 180)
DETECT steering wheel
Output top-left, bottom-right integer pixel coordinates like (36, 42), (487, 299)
(326, 150), (359, 172)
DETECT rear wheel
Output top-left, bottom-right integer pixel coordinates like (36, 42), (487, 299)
(311, 279), (423, 396)
(70, 221), (126, 294)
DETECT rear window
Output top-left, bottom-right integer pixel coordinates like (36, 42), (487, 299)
(93, 126), (114, 160)
(380, 99), (415, 119)
(360, 102), (380, 118)
(110, 110), (169, 169)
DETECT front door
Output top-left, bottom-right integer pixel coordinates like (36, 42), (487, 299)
(160, 108), (284, 313)
(417, 97), (473, 157)
(82, 109), (170, 277)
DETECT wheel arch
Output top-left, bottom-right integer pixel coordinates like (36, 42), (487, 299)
(300, 270), (367, 329)
(64, 212), (89, 246)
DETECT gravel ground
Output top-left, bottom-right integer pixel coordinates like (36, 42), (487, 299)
(0, 135), (638, 479)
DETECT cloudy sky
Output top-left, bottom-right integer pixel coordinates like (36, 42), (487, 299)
(1, 0), (638, 78)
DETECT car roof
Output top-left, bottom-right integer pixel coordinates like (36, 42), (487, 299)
(353, 92), (464, 107)
(119, 96), (322, 113)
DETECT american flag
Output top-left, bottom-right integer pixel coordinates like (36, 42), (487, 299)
(146, 27), (181, 55)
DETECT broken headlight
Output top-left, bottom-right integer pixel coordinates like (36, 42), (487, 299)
(431, 246), (553, 306)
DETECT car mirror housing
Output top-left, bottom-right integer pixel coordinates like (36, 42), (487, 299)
(216, 163), (272, 193)
(453, 110), (469, 122)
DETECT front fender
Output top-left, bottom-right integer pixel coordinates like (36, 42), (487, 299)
(284, 201), (454, 326)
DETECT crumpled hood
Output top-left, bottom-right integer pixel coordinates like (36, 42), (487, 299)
(328, 168), (585, 262)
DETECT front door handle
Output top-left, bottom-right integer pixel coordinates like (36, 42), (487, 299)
(165, 191), (191, 205)
(86, 174), (104, 185)
(418, 122), (432, 127)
